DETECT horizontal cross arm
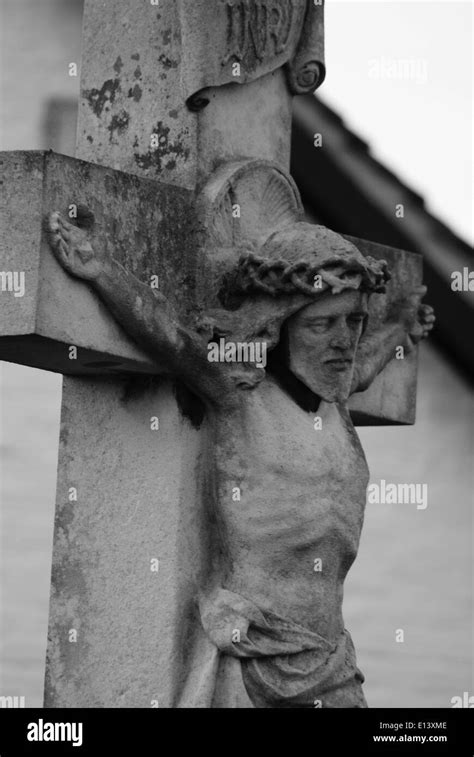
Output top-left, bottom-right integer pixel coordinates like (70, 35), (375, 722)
(0, 150), (195, 376)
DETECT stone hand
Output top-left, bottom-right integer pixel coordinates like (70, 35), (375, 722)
(409, 302), (436, 344)
(390, 285), (435, 343)
(47, 211), (104, 281)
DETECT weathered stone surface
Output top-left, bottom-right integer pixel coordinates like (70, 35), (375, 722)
(0, 150), (197, 375)
(179, 0), (325, 96)
(45, 377), (206, 707)
(76, 0), (321, 186)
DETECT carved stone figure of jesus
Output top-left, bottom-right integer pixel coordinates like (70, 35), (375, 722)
(47, 212), (434, 708)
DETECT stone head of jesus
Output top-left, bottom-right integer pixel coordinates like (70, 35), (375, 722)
(284, 288), (369, 402)
(217, 223), (389, 401)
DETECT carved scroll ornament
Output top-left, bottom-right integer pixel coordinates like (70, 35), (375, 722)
(181, 0), (325, 104)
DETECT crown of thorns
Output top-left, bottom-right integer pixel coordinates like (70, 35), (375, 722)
(221, 251), (390, 300)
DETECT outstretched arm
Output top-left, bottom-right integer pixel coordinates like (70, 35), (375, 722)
(351, 286), (435, 394)
(47, 212), (229, 404)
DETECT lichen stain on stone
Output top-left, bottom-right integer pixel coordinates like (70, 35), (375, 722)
(158, 53), (178, 69)
(59, 500), (76, 532)
(59, 423), (69, 448)
(104, 173), (130, 203)
(121, 375), (164, 403)
(50, 529), (90, 612)
(174, 381), (205, 429)
(113, 56), (124, 75)
(84, 78), (121, 118)
(17, 152), (43, 174)
(134, 121), (190, 172)
(127, 84), (143, 102)
(48, 548), (90, 689)
(107, 110), (130, 142)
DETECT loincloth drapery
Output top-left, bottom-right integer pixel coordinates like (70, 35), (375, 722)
(178, 586), (367, 708)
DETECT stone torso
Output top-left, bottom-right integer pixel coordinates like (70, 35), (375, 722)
(207, 374), (370, 642)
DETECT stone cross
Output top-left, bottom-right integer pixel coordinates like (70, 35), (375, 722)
(0, 0), (428, 708)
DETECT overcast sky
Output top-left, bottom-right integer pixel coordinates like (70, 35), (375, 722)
(322, 0), (473, 245)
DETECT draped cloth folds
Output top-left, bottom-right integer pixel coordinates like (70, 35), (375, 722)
(190, 585), (368, 708)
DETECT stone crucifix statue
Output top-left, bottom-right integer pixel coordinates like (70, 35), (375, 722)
(46, 161), (434, 708)
(1, 0), (435, 708)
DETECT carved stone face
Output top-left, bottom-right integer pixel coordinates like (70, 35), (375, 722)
(285, 290), (368, 402)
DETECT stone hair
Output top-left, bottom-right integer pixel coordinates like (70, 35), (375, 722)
(218, 223), (390, 307)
